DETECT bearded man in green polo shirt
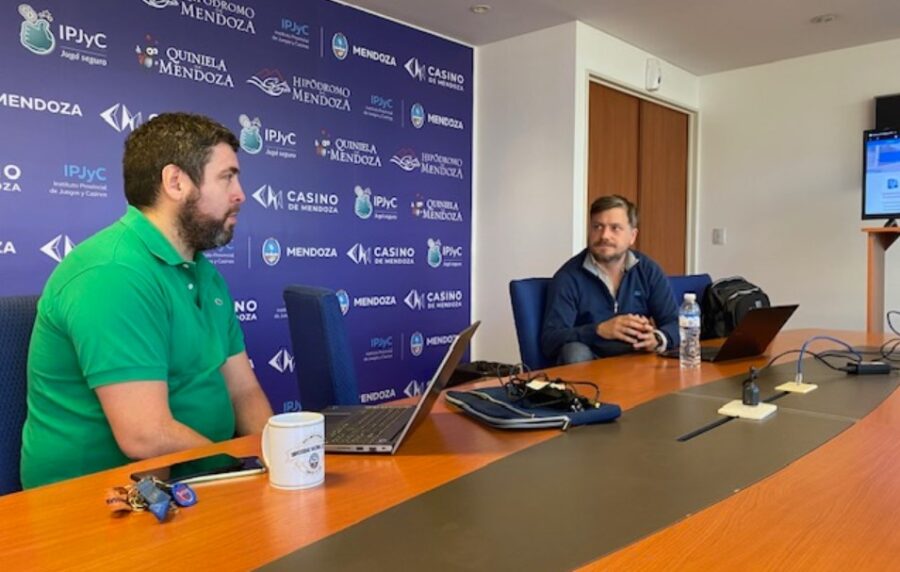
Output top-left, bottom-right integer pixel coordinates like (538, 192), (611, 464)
(20, 112), (274, 488)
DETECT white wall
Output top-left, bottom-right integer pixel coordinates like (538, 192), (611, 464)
(697, 38), (900, 331)
(473, 21), (700, 362)
(473, 22), (578, 363)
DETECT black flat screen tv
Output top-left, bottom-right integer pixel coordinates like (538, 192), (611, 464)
(863, 127), (900, 224)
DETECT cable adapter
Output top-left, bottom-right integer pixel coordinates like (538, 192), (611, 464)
(846, 361), (892, 375)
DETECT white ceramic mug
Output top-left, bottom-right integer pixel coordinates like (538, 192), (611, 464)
(261, 412), (325, 490)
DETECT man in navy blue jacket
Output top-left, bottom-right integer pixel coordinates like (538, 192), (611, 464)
(541, 195), (679, 364)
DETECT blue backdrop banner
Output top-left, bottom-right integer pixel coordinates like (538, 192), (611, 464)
(0, 0), (473, 411)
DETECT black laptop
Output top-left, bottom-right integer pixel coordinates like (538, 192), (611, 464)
(662, 305), (798, 362)
(323, 321), (479, 454)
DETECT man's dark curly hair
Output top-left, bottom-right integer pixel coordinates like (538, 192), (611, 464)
(123, 112), (239, 208)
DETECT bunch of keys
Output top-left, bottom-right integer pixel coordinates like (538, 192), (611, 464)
(105, 477), (197, 523)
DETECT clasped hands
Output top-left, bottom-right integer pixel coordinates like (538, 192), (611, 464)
(597, 314), (659, 351)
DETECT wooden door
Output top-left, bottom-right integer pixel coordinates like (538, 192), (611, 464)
(637, 100), (688, 274)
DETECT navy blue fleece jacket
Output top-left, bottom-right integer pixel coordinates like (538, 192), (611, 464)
(541, 249), (679, 360)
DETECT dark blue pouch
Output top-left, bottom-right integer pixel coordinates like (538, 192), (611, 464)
(445, 386), (621, 430)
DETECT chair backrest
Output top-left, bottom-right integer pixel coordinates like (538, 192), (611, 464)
(509, 278), (554, 370)
(282, 285), (360, 412)
(0, 295), (39, 496)
(669, 274), (712, 306)
(668, 273), (713, 306)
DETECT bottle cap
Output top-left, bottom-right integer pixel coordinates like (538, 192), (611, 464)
(683, 293), (696, 302)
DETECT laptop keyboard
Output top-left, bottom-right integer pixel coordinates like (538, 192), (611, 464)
(327, 407), (411, 445)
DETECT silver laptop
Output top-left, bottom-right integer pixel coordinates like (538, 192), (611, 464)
(323, 321), (480, 454)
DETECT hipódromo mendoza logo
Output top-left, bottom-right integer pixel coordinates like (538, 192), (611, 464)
(140, 0), (257, 35)
(390, 148), (421, 172)
(142, 0), (178, 8)
(246, 68), (290, 97)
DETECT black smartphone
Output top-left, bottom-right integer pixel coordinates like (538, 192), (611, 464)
(130, 453), (265, 484)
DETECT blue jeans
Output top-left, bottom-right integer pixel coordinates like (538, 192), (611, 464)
(557, 342), (596, 365)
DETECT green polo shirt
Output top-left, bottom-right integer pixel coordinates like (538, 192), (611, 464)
(21, 206), (244, 488)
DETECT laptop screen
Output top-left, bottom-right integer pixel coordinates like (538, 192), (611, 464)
(394, 321), (480, 441)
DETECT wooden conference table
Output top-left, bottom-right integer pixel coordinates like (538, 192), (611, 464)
(2, 329), (900, 570)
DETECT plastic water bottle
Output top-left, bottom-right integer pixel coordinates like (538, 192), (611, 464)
(679, 293), (701, 369)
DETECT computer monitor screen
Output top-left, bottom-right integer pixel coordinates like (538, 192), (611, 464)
(863, 128), (900, 220)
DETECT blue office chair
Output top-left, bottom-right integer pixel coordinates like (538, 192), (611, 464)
(509, 278), (554, 371)
(668, 274), (712, 307)
(283, 285), (360, 412)
(0, 295), (39, 496)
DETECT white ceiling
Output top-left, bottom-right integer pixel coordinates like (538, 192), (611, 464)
(343, 0), (900, 75)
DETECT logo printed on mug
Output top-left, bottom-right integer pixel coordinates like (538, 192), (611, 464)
(287, 435), (324, 475)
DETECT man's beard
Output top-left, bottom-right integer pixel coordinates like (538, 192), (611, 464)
(177, 190), (237, 253)
(590, 241), (626, 264)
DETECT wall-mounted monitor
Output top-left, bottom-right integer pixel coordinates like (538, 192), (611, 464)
(863, 128), (900, 225)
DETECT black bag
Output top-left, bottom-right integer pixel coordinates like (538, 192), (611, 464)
(700, 276), (770, 339)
